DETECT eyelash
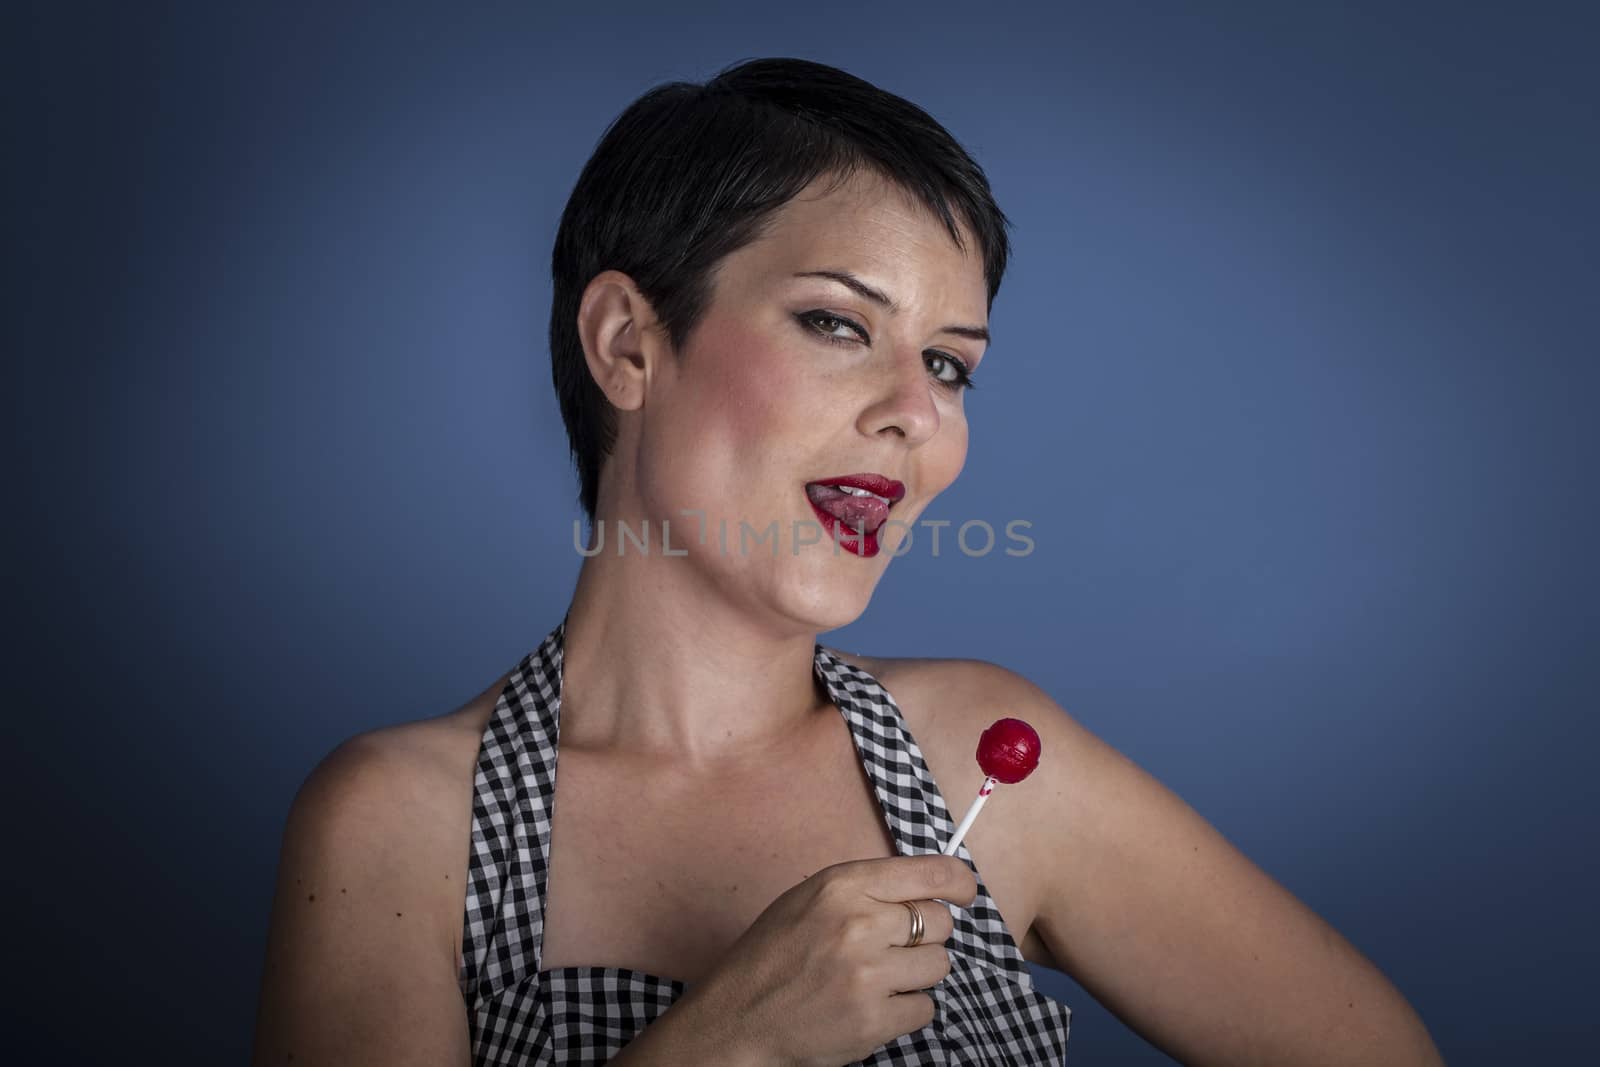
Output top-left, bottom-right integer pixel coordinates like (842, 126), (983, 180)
(796, 310), (977, 392)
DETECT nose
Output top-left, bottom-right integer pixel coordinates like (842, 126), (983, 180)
(857, 345), (941, 446)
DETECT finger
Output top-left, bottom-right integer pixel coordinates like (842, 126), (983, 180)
(884, 990), (938, 1037)
(876, 898), (955, 950)
(841, 855), (977, 907)
(906, 898), (957, 946)
(885, 943), (954, 994)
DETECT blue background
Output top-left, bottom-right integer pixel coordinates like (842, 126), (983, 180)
(11, 2), (1596, 1063)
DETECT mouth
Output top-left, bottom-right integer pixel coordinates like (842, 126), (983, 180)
(803, 473), (907, 557)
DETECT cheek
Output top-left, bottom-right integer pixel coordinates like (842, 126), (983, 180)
(926, 410), (969, 493)
(693, 319), (819, 444)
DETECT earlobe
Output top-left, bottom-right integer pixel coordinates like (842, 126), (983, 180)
(576, 270), (655, 412)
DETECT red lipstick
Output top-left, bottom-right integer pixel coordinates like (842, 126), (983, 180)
(803, 473), (906, 558)
(808, 473), (906, 501)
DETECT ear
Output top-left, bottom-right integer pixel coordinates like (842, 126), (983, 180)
(576, 270), (664, 412)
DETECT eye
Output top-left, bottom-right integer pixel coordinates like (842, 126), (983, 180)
(796, 310), (977, 393)
(797, 310), (867, 345)
(926, 352), (977, 393)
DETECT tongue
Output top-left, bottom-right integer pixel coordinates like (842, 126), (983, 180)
(806, 484), (889, 533)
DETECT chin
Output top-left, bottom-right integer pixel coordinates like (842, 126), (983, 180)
(770, 558), (882, 632)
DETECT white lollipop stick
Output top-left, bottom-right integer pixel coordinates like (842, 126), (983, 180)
(941, 776), (998, 856)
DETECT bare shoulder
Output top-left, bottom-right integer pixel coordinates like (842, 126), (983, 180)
(823, 650), (1105, 963)
(825, 650), (1105, 785)
(826, 648), (967, 694)
(825, 646), (1113, 838)
(250, 671), (512, 1065)
(283, 668), (509, 890)
(829, 649), (1199, 920)
(831, 651), (1444, 1065)
(284, 714), (477, 888)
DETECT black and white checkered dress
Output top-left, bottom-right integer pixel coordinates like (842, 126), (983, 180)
(459, 620), (1071, 1064)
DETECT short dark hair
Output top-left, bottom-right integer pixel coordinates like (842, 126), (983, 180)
(549, 57), (1013, 522)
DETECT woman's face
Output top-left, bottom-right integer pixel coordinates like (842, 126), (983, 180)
(622, 169), (990, 631)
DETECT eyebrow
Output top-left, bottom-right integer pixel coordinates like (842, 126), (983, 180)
(792, 269), (991, 344)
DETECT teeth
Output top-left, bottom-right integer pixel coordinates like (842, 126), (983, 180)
(838, 486), (890, 504)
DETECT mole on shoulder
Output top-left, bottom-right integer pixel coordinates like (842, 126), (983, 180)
(307, 894), (315, 902)
(396, 912), (403, 917)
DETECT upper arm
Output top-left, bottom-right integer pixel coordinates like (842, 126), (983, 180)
(981, 665), (1444, 1067)
(251, 734), (471, 1067)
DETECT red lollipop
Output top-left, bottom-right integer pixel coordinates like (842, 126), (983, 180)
(942, 717), (1043, 856)
(977, 717), (1041, 784)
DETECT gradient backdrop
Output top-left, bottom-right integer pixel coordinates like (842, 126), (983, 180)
(10, 2), (1596, 1063)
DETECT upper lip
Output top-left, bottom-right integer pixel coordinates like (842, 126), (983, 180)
(806, 473), (907, 504)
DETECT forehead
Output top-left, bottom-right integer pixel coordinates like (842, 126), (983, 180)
(717, 170), (989, 316)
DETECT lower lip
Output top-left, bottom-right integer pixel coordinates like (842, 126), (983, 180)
(807, 498), (882, 558)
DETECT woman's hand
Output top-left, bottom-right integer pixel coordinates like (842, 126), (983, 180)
(655, 854), (978, 1066)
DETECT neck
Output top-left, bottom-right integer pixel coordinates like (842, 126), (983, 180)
(557, 523), (831, 769)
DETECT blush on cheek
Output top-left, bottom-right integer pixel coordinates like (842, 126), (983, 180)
(695, 319), (813, 436)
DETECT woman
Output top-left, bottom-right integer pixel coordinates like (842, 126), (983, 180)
(251, 58), (1444, 1065)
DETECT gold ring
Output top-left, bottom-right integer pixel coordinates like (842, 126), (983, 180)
(901, 900), (925, 948)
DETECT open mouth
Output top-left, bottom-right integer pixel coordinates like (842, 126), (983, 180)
(803, 474), (906, 557)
